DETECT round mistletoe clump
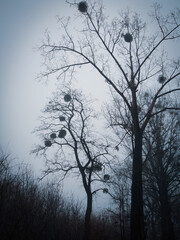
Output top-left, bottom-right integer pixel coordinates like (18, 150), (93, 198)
(50, 133), (56, 139)
(45, 140), (52, 147)
(59, 116), (66, 122)
(124, 33), (133, 43)
(78, 1), (88, 13)
(158, 75), (166, 84)
(103, 188), (108, 194)
(58, 129), (67, 138)
(93, 162), (102, 172)
(64, 94), (71, 102)
(104, 174), (110, 181)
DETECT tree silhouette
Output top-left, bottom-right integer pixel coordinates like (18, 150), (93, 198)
(107, 158), (132, 240)
(143, 104), (180, 240)
(39, 1), (180, 239)
(0, 150), (85, 240)
(33, 88), (111, 240)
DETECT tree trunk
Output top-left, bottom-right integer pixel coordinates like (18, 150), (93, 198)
(130, 131), (145, 240)
(156, 137), (175, 240)
(83, 192), (92, 240)
(151, 209), (157, 240)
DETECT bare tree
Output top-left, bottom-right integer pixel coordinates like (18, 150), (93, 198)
(143, 106), (180, 240)
(39, 1), (180, 239)
(0, 150), (85, 240)
(107, 157), (132, 240)
(33, 88), (111, 240)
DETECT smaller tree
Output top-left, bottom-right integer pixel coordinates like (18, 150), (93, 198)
(143, 104), (180, 240)
(107, 157), (132, 240)
(33, 88), (111, 240)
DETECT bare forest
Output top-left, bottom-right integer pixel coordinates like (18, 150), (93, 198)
(0, 1), (180, 240)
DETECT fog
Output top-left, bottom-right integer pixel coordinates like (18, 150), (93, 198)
(0, 0), (179, 213)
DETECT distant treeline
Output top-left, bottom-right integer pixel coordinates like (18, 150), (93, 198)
(0, 152), (121, 240)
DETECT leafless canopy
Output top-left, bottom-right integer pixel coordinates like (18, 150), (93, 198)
(40, 1), (180, 135)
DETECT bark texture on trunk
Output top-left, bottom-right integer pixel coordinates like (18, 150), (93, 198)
(130, 132), (145, 240)
(83, 192), (92, 240)
(156, 136), (175, 240)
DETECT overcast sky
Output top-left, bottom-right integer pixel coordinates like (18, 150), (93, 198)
(0, 0), (179, 210)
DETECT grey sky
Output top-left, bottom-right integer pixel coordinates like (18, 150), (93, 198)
(0, 0), (179, 210)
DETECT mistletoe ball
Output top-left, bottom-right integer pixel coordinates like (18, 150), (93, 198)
(124, 33), (133, 43)
(64, 94), (71, 102)
(58, 129), (67, 138)
(50, 133), (56, 139)
(45, 140), (52, 147)
(78, 1), (88, 13)
(59, 116), (66, 122)
(158, 75), (166, 84)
